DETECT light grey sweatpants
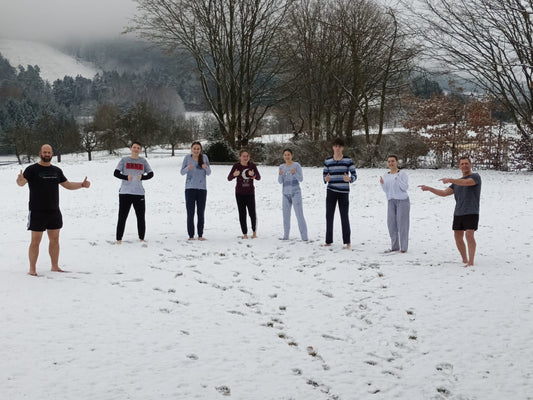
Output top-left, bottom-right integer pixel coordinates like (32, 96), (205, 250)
(387, 198), (410, 252)
(282, 191), (308, 240)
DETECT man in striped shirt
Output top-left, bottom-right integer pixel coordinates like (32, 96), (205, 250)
(323, 138), (357, 248)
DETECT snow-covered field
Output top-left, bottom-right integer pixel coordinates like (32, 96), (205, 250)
(1, 149), (532, 400)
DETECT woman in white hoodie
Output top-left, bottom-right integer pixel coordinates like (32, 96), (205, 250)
(380, 155), (410, 253)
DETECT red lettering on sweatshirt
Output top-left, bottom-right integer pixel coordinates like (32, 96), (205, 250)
(126, 163), (144, 171)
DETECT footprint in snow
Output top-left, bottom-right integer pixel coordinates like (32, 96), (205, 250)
(436, 362), (454, 375)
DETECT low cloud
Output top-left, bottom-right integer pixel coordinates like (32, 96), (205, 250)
(0, 0), (138, 42)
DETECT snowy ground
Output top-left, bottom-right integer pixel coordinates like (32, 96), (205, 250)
(1, 149), (532, 400)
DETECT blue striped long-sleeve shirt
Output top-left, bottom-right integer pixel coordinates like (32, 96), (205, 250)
(323, 156), (357, 193)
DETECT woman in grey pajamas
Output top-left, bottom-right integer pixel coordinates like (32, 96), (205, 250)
(278, 149), (308, 241)
(380, 155), (410, 252)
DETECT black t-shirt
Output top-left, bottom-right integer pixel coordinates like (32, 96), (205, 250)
(23, 163), (67, 211)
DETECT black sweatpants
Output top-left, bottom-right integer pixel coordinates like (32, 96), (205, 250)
(235, 193), (256, 235)
(116, 194), (146, 241)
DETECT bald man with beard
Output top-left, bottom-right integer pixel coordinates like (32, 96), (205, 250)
(16, 144), (91, 276)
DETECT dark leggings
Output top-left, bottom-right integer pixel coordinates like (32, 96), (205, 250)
(185, 189), (207, 238)
(116, 194), (146, 241)
(236, 193), (256, 235)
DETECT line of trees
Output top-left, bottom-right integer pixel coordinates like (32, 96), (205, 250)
(0, 53), (199, 162)
(1, 0), (532, 169)
(128, 0), (417, 154)
(128, 0), (532, 169)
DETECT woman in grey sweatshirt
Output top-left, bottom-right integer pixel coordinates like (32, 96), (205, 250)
(181, 142), (211, 240)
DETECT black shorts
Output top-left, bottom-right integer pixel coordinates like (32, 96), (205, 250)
(452, 214), (479, 231)
(27, 210), (63, 231)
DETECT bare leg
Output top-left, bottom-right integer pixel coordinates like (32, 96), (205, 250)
(47, 229), (65, 272)
(465, 230), (476, 266)
(29, 231), (44, 276)
(454, 230), (468, 264)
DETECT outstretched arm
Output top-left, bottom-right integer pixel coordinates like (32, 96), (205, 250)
(440, 177), (476, 186)
(418, 185), (453, 197)
(60, 177), (91, 190)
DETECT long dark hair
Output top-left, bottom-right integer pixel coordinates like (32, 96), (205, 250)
(191, 141), (204, 168)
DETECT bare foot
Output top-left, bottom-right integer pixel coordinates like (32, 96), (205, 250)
(51, 267), (69, 273)
(345, 243), (351, 249)
(188, 237), (196, 241)
(116, 240), (122, 245)
(28, 271), (38, 276)
(198, 237), (205, 241)
(322, 243), (331, 247)
(140, 239), (146, 242)
(400, 250), (406, 253)
(252, 231), (257, 239)
(242, 234), (248, 239)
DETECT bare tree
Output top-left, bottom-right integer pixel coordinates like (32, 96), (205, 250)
(159, 115), (196, 156)
(80, 125), (99, 161)
(128, 0), (293, 148)
(93, 103), (121, 155)
(401, 0), (533, 168)
(279, 0), (349, 141)
(118, 101), (160, 156)
(279, 0), (416, 164)
(332, 1), (416, 162)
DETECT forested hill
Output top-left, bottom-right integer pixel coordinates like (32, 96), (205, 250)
(0, 38), (206, 112)
(0, 39), (100, 83)
(58, 38), (205, 111)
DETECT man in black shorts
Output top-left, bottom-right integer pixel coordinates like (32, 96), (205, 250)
(419, 157), (481, 267)
(16, 144), (91, 276)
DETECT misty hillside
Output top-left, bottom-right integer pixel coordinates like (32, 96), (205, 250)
(59, 38), (189, 74)
(0, 39), (100, 83)
(59, 38), (206, 110)
(0, 38), (206, 110)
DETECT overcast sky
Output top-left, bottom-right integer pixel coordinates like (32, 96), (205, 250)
(0, 0), (138, 42)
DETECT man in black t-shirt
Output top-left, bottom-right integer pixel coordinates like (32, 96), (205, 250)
(17, 144), (91, 276)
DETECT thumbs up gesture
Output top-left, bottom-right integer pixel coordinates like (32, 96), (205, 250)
(16, 169), (27, 186)
(81, 176), (91, 188)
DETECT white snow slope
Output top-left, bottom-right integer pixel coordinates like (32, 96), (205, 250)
(1, 149), (532, 400)
(0, 39), (100, 82)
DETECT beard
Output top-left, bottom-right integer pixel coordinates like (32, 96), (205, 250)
(40, 155), (52, 162)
